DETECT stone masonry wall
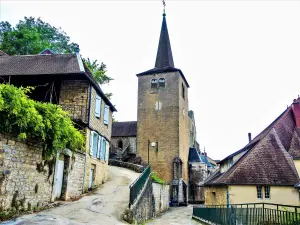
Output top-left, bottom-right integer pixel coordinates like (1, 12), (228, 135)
(125, 176), (155, 224)
(204, 186), (227, 206)
(89, 87), (112, 141)
(178, 75), (190, 182)
(83, 127), (109, 192)
(111, 136), (137, 155)
(65, 152), (85, 199)
(0, 134), (53, 211)
(137, 72), (180, 184)
(59, 80), (90, 123)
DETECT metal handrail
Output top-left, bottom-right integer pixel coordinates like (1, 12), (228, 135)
(193, 203), (300, 225)
(129, 165), (151, 206)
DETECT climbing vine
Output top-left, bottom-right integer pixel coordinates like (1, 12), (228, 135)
(0, 84), (84, 158)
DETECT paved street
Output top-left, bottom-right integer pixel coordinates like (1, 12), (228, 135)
(1, 166), (200, 225)
(147, 205), (200, 225)
(1, 166), (140, 225)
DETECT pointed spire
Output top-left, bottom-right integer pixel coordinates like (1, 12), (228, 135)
(155, 13), (174, 68)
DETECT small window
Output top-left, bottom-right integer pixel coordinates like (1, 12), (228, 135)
(158, 78), (165, 87)
(265, 186), (270, 199)
(257, 185), (262, 199)
(182, 83), (185, 99)
(118, 140), (123, 149)
(151, 79), (158, 89)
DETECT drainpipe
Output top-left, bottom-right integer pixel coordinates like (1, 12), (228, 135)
(226, 185), (230, 208)
(82, 84), (92, 193)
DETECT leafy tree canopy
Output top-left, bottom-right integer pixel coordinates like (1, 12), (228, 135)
(0, 17), (113, 87)
(0, 17), (79, 55)
(0, 84), (84, 158)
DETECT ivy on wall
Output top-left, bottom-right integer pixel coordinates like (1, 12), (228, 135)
(0, 84), (84, 158)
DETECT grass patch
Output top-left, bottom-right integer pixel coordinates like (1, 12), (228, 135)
(151, 172), (166, 185)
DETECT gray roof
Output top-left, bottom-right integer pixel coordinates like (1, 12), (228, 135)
(155, 13), (174, 68)
(112, 121), (137, 137)
(136, 13), (190, 88)
(0, 53), (116, 112)
(0, 54), (80, 76)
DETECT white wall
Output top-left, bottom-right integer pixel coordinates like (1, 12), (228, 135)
(152, 183), (170, 215)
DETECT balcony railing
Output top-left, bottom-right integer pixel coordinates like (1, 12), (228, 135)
(60, 104), (88, 124)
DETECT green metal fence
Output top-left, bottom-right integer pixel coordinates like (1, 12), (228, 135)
(129, 165), (151, 206)
(193, 203), (300, 225)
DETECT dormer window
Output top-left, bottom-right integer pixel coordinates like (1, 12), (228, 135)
(151, 79), (158, 89)
(158, 78), (165, 87)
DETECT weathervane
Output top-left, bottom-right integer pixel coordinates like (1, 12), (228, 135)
(162, 0), (166, 14)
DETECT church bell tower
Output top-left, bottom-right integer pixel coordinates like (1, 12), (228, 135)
(136, 9), (190, 196)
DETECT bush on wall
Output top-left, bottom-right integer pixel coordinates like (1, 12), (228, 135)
(0, 84), (84, 158)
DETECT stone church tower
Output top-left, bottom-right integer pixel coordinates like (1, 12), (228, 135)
(136, 12), (190, 198)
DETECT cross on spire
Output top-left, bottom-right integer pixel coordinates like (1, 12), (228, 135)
(162, 0), (166, 14)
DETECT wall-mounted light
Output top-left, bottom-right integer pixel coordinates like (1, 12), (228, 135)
(151, 142), (156, 147)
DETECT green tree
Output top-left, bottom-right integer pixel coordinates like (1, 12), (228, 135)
(0, 84), (84, 158)
(0, 17), (113, 98)
(0, 17), (79, 55)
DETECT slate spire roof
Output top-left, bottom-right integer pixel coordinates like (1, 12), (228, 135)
(155, 13), (174, 68)
(136, 12), (190, 88)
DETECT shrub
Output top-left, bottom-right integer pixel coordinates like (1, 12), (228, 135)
(151, 172), (166, 185)
(0, 84), (84, 158)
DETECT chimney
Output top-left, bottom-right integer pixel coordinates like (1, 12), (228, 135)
(248, 133), (252, 143)
(292, 97), (300, 128)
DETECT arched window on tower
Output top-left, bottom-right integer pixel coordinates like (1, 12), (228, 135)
(182, 83), (185, 99)
(151, 79), (158, 89)
(118, 140), (123, 150)
(158, 78), (165, 87)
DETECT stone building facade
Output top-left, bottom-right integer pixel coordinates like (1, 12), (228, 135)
(111, 121), (137, 161)
(135, 13), (190, 205)
(59, 80), (113, 191)
(111, 12), (218, 204)
(0, 51), (116, 212)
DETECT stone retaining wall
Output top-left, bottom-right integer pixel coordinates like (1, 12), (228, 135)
(108, 160), (144, 173)
(0, 134), (85, 215)
(0, 134), (53, 212)
(124, 176), (155, 224)
(152, 182), (170, 215)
